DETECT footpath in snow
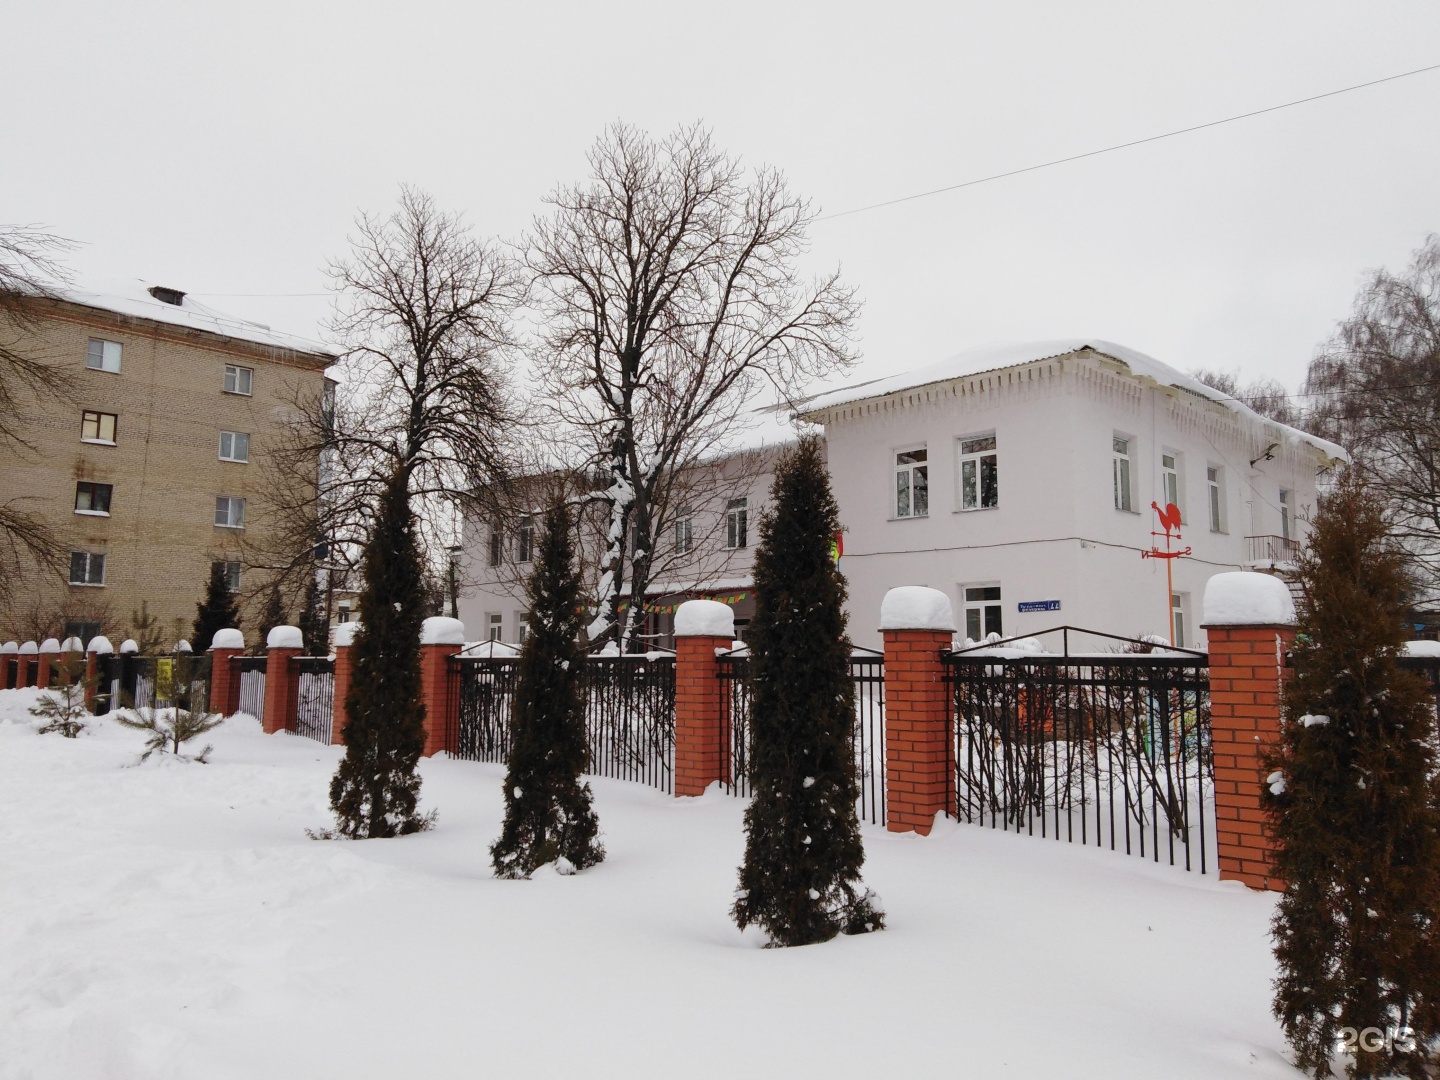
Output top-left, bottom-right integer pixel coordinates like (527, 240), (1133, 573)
(0, 687), (1304, 1079)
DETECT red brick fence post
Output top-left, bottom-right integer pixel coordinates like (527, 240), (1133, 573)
(17, 641), (38, 687)
(331, 622), (358, 745)
(881, 587), (956, 835)
(419, 617), (464, 757)
(673, 600), (734, 798)
(36, 637), (59, 689)
(208, 628), (244, 716)
(84, 635), (114, 712)
(1201, 571), (1297, 892)
(0, 640), (16, 690)
(263, 625), (303, 734)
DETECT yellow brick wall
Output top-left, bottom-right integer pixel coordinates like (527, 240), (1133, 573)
(0, 299), (332, 644)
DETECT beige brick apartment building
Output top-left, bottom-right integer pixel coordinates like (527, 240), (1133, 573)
(0, 282), (335, 644)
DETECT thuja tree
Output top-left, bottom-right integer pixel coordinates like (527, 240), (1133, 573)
(255, 584), (286, 654)
(491, 501), (603, 877)
(326, 469), (433, 838)
(192, 563), (242, 653)
(733, 435), (883, 946)
(1266, 473), (1440, 1077)
(296, 566), (327, 655)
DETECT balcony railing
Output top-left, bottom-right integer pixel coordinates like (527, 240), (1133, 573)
(1245, 534), (1301, 565)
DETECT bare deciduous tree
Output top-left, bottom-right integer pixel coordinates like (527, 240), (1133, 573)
(528, 123), (859, 650)
(1302, 234), (1440, 596)
(1190, 367), (1301, 427)
(271, 187), (522, 601)
(0, 224), (76, 585)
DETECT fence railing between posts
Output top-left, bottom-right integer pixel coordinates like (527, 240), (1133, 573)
(294, 656), (335, 744)
(234, 655), (268, 720)
(95, 652), (212, 714)
(715, 646), (887, 825)
(451, 651), (678, 793)
(944, 627), (1213, 872)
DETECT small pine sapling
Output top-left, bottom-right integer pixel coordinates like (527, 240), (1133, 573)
(491, 500), (603, 878)
(1265, 473), (1440, 1078)
(733, 435), (884, 946)
(129, 601), (166, 655)
(324, 468), (434, 838)
(115, 659), (222, 762)
(256, 584), (287, 654)
(30, 654), (94, 738)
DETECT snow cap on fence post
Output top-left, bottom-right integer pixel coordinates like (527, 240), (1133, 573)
(36, 638), (60, 686)
(880, 586), (956, 632)
(210, 628), (244, 651)
(119, 639), (139, 654)
(674, 599), (734, 640)
(332, 621), (362, 648)
(19, 640), (38, 655)
(85, 636), (113, 655)
(1201, 571), (1296, 628)
(418, 618), (464, 757)
(60, 636), (84, 655)
(0, 641), (16, 692)
(38, 637), (60, 654)
(266, 625), (304, 650)
(0, 641), (17, 654)
(420, 616), (465, 646)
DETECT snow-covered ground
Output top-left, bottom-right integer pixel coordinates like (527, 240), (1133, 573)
(1, 687), (1303, 1079)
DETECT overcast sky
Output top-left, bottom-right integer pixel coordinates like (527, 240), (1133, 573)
(4, 1), (1438, 397)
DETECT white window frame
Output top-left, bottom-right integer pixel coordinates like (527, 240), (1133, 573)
(1207, 465), (1225, 533)
(488, 527), (504, 568)
(957, 433), (998, 512)
(80, 410), (117, 445)
(517, 516), (535, 563)
(726, 498), (748, 549)
(894, 446), (928, 519)
(961, 583), (1003, 642)
(223, 364), (254, 396)
(69, 551), (106, 586)
(218, 430), (251, 463)
(86, 339), (122, 373)
(674, 507), (693, 555)
(487, 613), (503, 641)
(1112, 434), (1135, 513)
(1279, 489), (1292, 541)
(1171, 591), (1189, 648)
(516, 613), (530, 643)
(214, 496), (246, 529)
(1160, 449), (1182, 519)
(212, 559), (242, 592)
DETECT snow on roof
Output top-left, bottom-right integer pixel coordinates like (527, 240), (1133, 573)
(800, 339), (1346, 462)
(47, 279), (337, 360)
(705, 400), (818, 459)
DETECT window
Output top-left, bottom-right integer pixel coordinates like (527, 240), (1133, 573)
(1160, 451), (1181, 517)
(337, 603), (351, 624)
(214, 496), (246, 529)
(211, 560), (241, 592)
(86, 339), (122, 373)
(1171, 592), (1189, 648)
(69, 551), (106, 586)
(674, 507), (693, 554)
(223, 365), (253, 396)
(64, 620), (102, 644)
(517, 517), (535, 563)
(488, 527), (503, 568)
(74, 481), (112, 515)
(958, 434), (998, 511)
(1112, 436), (1134, 512)
(895, 447), (928, 518)
(1279, 489), (1291, 541)
(487, 613), (503, 641)
(81, 411), (117, 444)
(218, 431), (250, 463)
(517, 613), (530, 643)
(963, 585), (1003, 642)
(726, 498), (748, 549)
(1207, 466), (1224, 533)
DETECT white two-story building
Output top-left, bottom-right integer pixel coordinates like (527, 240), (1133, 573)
(798, 340), (1346, 650)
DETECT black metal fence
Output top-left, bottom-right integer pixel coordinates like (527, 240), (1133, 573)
(945, 628), (1213, 872)
(452, 652), (677, 793)
(96, 652), (212, 714)
(295, 656), (335, 744)
(715, 647), (887, 825)
(234, 655), (268, 719)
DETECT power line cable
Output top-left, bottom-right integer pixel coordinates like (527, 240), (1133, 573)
(818, 62), (1440, 221)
